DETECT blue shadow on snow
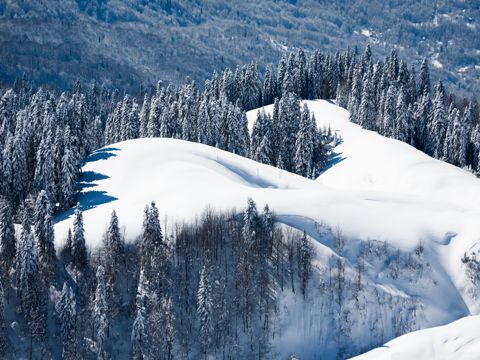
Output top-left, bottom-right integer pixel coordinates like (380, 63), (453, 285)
(83, 147), (121, 164)
(54, 147), (121, 223)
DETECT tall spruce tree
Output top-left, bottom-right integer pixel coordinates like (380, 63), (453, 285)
(294, 104), (314, 177)
(0, 197), (15, 273)
(94, 265), (109, 360)
(197, 264), (213, 356)
(131, 308), (147, 360)
(0, 279), (8, 357)
(56, 283), (76, 360)
(72, 203), (88, 271)
(34, 190), (56, 279)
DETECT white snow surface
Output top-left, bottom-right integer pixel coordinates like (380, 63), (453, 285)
(55, 100), (480, 357)
(351, 315), (480, 360)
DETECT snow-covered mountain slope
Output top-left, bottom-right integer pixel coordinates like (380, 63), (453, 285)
(55, 100), (480, 358)
(350, 315), (480, 360)
(248, 100), (480, 313)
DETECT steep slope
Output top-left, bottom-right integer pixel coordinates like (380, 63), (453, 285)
(351, 315), (480, 359)
(55, 100), (480, 358)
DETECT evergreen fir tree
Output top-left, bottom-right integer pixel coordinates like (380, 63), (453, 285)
(94, 265), (109, 360)
(17, 202), (47, 342)
(56, 283), (76, 360)
(72, 203), (88, 271)
(103, 210), (124, 293)
(254, 135), (273, 165)
(34, 190), (56, 279)
(298, 231), (313, 299)
(131, 309), (147, 360)
(139, 93), (151, 138)
(419, 58), (431, 96)
(294, 104), (314, 177)
(382, 85), (397, 137)
(197, 264), (213, 356)
(428, 82), (448, 158)
(395, 88), (411, 143)
(358, 71), (377, 131)
(61, 128), (79, 209)
(262, 64), (277, 106)
(0, 279), (8, 357)
(0, 197), (15, 273)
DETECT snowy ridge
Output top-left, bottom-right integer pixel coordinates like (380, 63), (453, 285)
(55, 100), (480, 358)
(351, 315), (480, 359)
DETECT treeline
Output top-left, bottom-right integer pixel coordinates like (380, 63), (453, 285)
(1, 45), (478, 216)
(337, 46), (480, 171)
(0, 195), (315, 359)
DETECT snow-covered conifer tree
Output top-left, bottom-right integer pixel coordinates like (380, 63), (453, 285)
(0, 197), (15, 273)
(34, 190), (56, 279)
(72, 203), (88, 270)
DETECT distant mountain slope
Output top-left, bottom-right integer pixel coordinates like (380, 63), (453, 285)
(351, 315), (480, 360)
(1, 0), (478, 95)
(55, 100), (480, 358)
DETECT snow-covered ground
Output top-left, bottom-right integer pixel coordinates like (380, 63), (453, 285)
(55, 100), (480, 358)
(351, 315), (480, 360)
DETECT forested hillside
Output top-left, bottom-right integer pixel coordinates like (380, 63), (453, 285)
(1, 44), (480, 358)
(0, 0), (478, 95)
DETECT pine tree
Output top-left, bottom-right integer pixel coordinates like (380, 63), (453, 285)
(34, 132), (55, 196)
(147, 96), (162, 138)
(358, 71), (377, 131)
(17, 202), (47, 342)
(0, 197), (15, 273)
(262, 64), (277, 106)
(131, 309), (147, 360)
(443, 108), (467, 167)
(298, 231), (313, 299)
(419, 58), (431, 96)
(294, 104), (314, 177)
(94, 265), (109, 360)
(251, 110), (272, 162)
(254, 135), (273, 165)
(162, 296), (175, 360)
(103, 210), (124, 290)
(160, 101), (178, 139)
(92, 116), (104, 151)
(56, 283), (76, 360)
(197, 264), (213, 356)
(428, 82), (448, 158)
(278, 93), (301, 171)
(139, 94), (151, 138)
(197, 98), (215, 146)
(381, 85), (396, 137)
(413, 92), (431, 151)
(395, 88), (411, 143)
(123, 99), (139, 141)
(347, 63), (363, 124)
(72, 203), (88, 270)
(34, 190), (56, 280)
(0, 279), (8, 357)
(61, 129), (79, 209)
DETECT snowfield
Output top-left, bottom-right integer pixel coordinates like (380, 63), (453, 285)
(55, 100), (480, 358)
(351, 315), (480, 360)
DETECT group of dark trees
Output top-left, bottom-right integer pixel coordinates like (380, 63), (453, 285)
(0, 195), (315, 359)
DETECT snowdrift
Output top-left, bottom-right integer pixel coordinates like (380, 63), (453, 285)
(351, 315), (480, 359)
